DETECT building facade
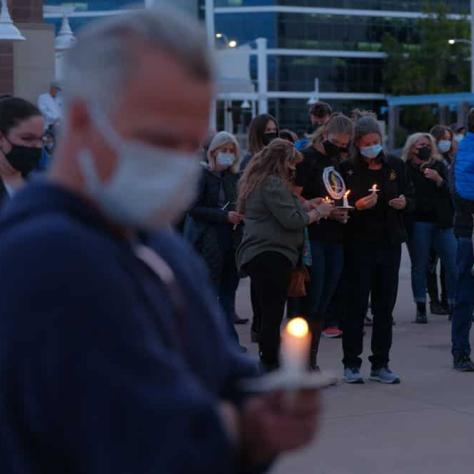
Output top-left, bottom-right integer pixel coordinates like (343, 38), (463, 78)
(0, 0), (55, 101)
(212, 0), (471, 133)
(42, 1), (471, 133)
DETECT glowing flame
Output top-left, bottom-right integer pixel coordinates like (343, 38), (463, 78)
(344, 190), (351, 198)
(286, 317), (309, 338)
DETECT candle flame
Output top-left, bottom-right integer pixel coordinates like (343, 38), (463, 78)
(371, 184), (379, 191)
(286, 317), (309, 338)
(344, 190), (351, 198)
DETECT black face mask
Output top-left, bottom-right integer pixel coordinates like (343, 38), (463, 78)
(263, 132), (278, 146)
(416, 146), (431, 162)
(4, 144), (42, 177)
(323, 139), (345, 157)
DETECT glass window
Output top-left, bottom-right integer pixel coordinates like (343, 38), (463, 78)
(44, 1), (143, 11)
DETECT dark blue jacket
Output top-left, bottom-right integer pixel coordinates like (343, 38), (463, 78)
(0, 182), (258, 473)
(455, 131), (474, 200)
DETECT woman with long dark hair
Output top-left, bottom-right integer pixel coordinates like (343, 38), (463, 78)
(240, 113), (279, 171)
(237, 139), (332, 370)
(0, 97), (45, 203)
(426, 125), (456, 315)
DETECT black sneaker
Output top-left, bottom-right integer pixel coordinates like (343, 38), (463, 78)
(415, 310), (428, 324)
(453, 355), (474, 372)
(430, 301), (449, 315)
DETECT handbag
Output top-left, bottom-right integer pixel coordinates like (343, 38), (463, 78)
(288, 229), (312, 298)
(288, 265), (310, 298)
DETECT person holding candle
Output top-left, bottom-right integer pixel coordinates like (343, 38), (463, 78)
(402, 133), (457, 324)
(294, 114), (354, 369)
(186, 131), (247, 337)
(237, 139), (333, 371)
(340, 115), (414, 384)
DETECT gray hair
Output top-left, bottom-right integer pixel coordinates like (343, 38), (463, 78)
(62, 7), (213, 112)
(207, 131), (241, 173)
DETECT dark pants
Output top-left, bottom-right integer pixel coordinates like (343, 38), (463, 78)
(427, 249), (447, 306)
(451, 238), (474, 358)
(244, 252), (292, 367)
(307, 240), (344, 322)
(342, 242), (401, 370)
(199, 225), (240, 342)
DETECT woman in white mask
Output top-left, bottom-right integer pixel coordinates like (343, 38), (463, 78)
(426, 125), (456, 316)
(186, 132), (247, 338)
(431, 124), (455, 168)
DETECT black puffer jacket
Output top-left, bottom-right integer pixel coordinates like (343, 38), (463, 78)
(186, 167), (242, 283)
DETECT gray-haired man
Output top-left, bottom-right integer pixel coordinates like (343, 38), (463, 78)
(0, 7), (319, 473)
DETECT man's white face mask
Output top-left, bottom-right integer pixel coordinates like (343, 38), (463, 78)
(78, 107), (201, 231)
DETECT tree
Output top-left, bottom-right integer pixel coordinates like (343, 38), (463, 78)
(382, 1), (470, 141)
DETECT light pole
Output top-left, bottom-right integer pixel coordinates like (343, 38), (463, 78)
(448, 36), (474, 93)
(0, 0), (25, 41)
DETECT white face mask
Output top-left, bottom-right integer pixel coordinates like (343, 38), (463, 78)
(437, 140), (451, 154)
(78, 107), (201, 231)
(216, 152), (235, 168)
(455, 134), (464, 143)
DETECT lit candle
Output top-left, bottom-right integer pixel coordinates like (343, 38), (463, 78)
(369, 184), (380, 193)
(324, 196), (332, 204)
(281, 317), (311, 373)
(343, 190), (351, 207)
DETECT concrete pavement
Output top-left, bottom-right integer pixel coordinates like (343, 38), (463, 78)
(235, 248), (474, 474)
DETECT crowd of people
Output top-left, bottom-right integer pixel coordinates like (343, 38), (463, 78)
(183, 100), (474, 381)
(0, 5), (473, 473)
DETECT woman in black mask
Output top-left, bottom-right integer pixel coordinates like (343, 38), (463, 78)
(240, 113), (279, 171)
(293, 113), (354, 371)
(402, 133), (457, 324)
(0, 97), (44, 203)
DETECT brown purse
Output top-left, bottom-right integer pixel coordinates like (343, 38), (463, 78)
(288, 265), (310, 298)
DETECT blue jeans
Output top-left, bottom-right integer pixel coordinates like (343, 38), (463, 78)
(451, 238), (474, 358)
(307, 241), (344, 322)
(407, 222), (457, 304)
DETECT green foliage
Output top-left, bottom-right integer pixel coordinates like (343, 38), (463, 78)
(383, 1), (470, 96)
(382, 1), (470, 142)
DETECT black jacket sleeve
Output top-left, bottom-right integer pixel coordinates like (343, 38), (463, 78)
(189, 172), (229, 224)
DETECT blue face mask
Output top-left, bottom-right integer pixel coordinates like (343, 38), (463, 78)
(360, 144), (383, 159)
(216, 152), (235, 168)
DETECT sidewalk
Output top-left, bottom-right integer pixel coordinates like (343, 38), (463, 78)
(235, 248), (474, 474)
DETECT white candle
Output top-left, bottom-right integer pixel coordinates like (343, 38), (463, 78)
(343, 190), (351, 208)
(369, 184), (380, 193)
(281, 317), (311, 373)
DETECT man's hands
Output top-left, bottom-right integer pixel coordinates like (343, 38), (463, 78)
(239, 390), (320, 466)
